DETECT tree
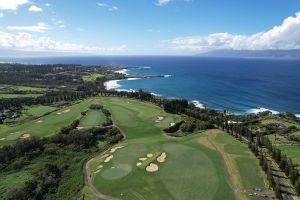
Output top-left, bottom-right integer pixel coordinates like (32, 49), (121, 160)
(296, 177), (300, 196)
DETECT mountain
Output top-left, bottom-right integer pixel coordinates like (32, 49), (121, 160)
(199, 49), (300, 59)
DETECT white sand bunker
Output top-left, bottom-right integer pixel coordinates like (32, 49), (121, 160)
(157, 152), (167, 163)
(77, 127), (84, 130)
(139, 157), (147, 161)
(170, 122), (175, 126)
(20, 134), (30, 139)
(0, 138), (6, 141)
(36, 120), (43, 123)
(94, 165), (103, 174)
(104, 155), (114, 163)
(57, 112), (62, 115)
(136, 162), (142, 167)
(146, 163), (159, 172)
(147, 153), (153, 158)
(155, 116), (164, 123)
(110, 146), (124, 153)
(63, 109), (70, 113)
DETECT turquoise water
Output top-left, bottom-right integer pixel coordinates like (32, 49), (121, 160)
(2, 56), (300, 115)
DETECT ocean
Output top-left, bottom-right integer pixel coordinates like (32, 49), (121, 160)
(1, 56), (300, 115)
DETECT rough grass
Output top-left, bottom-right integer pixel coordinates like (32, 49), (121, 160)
(24, 105), (57, 116)
(278, 145), (300, 164)
(0, 93), (43, 99)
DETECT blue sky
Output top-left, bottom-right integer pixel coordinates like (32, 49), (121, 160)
(0, 0), (300, 55)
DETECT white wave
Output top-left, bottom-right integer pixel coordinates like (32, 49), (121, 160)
(116, 88), (136, 92)
(115, 69), (129, 75)
(138, 66), (152, 69)
(150, 92), (161, 96)
(164, 75), (172, 78)
(104, 80), (121, 90)
(296, 114), (300, 118)
(248, 107), (279, 115)
(127, 77), (141, 80)
(192, 100), (205, 109)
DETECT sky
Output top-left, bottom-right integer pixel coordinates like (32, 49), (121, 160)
(0, 0), (300, 55)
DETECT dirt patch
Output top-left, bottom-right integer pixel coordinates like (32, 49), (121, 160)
(147, 153), (153, 158)
(0, 138), (6, 141)
(20, 133), (30, 139)
(110, 146), (124, 153)
(157, 152), (167, 163)
(136, 162), (142, 167)
(139, 157), (147, 161)
(104, 155), (113, 163)
(36, 120), (43, 123)
(146, 163), (158, 172)
(198, 136), (216, 150)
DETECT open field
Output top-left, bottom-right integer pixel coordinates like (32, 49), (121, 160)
(0, 84), (51, 92)
(0, 93), (43, 99)
(86, 97), (269, 200)
(82, 73), (105, 82)
(0, 98), (101, 145)
(79, 109), (106, 128)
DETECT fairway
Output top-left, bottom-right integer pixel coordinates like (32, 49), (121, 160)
(0, 98), (101, 145)
(86, 97), (269, 200)
(79, 109), (105, 128)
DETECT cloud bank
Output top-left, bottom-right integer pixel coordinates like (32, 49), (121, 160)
(0, 0), (29, 10)
(7, 23), (49, 33)
(0, 31), (127, 54)
(29, 5), (43, 12)
(167, 11), (300, 52)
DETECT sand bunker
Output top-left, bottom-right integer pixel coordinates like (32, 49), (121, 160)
(170, 122), (175, 126)
(157, 152), (167, 163)
(94, 165), (103, 174)
(104, 155), (114, 163)
(20, 134), (30, 139)
(146, 163), (158, 172)
(0, 138), (6, 141)
(136, 162), (142, 167)
(63, 109), (71, 113)
(110, 146), (124, 153)
(155, 116), (164, 123)
(139, 157), (147, 161)
(147, 153), (153, 158)
(57, 112), (62, 115)
(36, 120), (43, 123)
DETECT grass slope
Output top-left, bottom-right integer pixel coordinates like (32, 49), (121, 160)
(79, 109), (105, 128)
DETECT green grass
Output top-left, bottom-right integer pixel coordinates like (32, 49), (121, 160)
(79, 109), (105, 128)
(0, 98), (101, 145)
(0, 93), (43, 99)
(86, 97), (247, 200)
(0, 171), (33, 198)
(278, 145), (300, 164)
(82, 73), (104, 82)
(0, 84), (51, 92)
(24, 105), (57, 116)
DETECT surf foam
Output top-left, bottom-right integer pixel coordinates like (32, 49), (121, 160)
(192, 100), (205, 109)
(248, 107), (279, 115)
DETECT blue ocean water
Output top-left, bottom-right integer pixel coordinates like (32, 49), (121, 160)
(1, 56), (300, 115)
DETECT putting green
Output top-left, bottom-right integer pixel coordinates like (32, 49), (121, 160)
(86, 97), (270, 200)
(79, 109), (105, 128)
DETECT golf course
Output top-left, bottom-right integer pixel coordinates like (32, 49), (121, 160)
(85, 97), (269, 200)
(0, 98), (102, 145)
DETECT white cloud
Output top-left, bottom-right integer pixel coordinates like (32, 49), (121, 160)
(7, 22), (49, 33)
(29, 5), (43, 12)
(0, 0), (29, 10)
(45, 3), (51, 7)
(97, 2), (118, 11)
(0, 12), (3, 18)
(0, 31), (127, 54)
(156, 0), (172, 6)
(167, 11), (300, 52)
(54, 20), (65, 28)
